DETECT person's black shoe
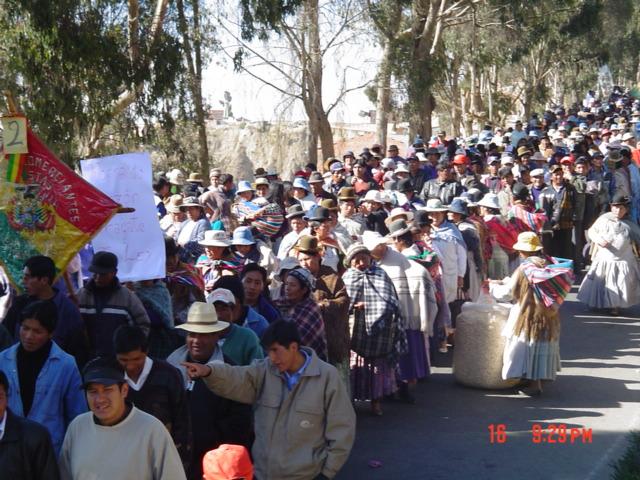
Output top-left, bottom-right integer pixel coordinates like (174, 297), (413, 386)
(398, 383), (416, 404)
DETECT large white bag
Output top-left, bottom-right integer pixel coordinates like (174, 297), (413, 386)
(453, 297), (519, 389)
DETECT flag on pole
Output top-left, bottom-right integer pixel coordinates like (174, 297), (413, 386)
(5, 153), (26, 183)
(0, 128), (120, 289)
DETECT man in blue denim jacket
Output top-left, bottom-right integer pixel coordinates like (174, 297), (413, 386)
(0, 300), (86, 455)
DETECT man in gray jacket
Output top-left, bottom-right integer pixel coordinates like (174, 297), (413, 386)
(182, 320), (356, 480)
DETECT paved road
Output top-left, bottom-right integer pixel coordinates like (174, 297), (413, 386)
(338, 286), (640, 480)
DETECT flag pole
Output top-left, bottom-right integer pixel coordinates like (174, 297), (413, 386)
(3, 91), (135, 215)
(3, 91), (19, 115)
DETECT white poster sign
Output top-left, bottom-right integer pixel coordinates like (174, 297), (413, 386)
(81, 152), (165, 282)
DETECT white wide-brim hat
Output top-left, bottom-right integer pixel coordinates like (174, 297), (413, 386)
(199, 230), (232, 247)
(175, 302), (230, 333)
(424, 198), (448, 212)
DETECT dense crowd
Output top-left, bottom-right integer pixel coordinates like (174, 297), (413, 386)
(1, 87), (640, 479)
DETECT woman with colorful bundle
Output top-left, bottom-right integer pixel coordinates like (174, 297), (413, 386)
(164, 236), (205, 326)
(195, 230), (240, 296)
(489, 232), (574, 396)
(479, 193), (519, 279)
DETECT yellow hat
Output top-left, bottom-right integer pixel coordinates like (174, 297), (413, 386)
(512, 232), (543, 252)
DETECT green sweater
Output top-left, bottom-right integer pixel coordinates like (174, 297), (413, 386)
(221, 324), (264, 366)
(59, 406), (186, 480)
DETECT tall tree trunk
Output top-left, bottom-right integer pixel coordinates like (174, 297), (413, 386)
(305, 0), (334, 163)
(375, 41), (393, 151)
(303, 100), (319, 167)
(373, 2), (402, 151)
(450, 62), (462, 137)
(317, 111), (334, 162)
(86, 0), (169, 156)
(176, 0), (210, 182)
(191, 0), (210, 182)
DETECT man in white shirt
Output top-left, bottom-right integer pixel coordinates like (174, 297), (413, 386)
(114, 325), (191, 472)
(59, 357), (186, 480)
(277, 204), (308, 259)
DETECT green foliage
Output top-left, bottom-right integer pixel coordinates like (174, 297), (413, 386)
(238, 0), (303, 41)
(0, 0), (186, 163)
(611, 431), (640, 480)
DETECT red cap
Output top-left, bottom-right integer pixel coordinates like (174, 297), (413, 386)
(203, 444), (253, 480)
(453, 154), (469, 165)
(601, 129), (611, 136)
(293, 170), (309, 179)
(560, 155), (574, 165)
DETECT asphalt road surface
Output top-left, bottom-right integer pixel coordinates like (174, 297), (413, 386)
(338, 286), (640, 480)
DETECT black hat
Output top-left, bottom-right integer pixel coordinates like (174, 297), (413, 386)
(426, 147), (440, 156)
(512, 183), (530, 201)
(397, 178), (414, 193)
(89, 251), (118, 274)
(286, 204), (306, 220)
(82, 357), (125, 388)
(610, 192), (630, 206)
(436, 161), (450, 171)
(304, 206), (331, 223)
(414, 210), (432, 227)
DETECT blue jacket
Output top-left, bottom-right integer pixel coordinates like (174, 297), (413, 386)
(243, 306), (269, 338)
(0, 341), (87, 456)
(256, 295), (281, 325)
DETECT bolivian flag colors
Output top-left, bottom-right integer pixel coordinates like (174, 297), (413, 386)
(0, 129), (120, 289)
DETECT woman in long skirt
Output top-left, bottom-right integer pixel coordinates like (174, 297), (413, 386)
(577, 193), (640, 315)
(342, 243), (407, 416)
(489, 232), (573, 396)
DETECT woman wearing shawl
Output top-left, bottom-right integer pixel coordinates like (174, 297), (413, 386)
(164, 236), (205, 326)
(489, 232), (574, 396)
(176, 196), (211, 263)
(342, 244), (407, 416)
(230, 226), (278, 278)
(425, 199), (467, 305)
(133, 279), (182, 359)
(479, 193), (519, 279)
(411, 210), (453, 353)
(577, 194), (640, 315)
(196, 230), (240, 295)
(506, 184), (548, 271)
(275, 267), (328, 361)
(447, 198), (484, 302)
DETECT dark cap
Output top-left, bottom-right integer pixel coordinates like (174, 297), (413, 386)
(610, 192), (630, 206)
(82, 357), (125, 388)
(286, 204), (306, 220)
(397, 178), (414, 193)
(414, 210), (432, 227)
(498, 166), (513, 178)
(512, 183), (530, 201)
(89, 251), (118, 274)
(304, 206), (331, 223)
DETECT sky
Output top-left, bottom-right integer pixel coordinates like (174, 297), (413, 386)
(201, 3), (379, 124)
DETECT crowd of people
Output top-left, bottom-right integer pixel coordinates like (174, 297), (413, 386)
(1, 87), (640, 479)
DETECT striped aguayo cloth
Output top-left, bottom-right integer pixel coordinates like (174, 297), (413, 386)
(521, 256), (574, 308)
